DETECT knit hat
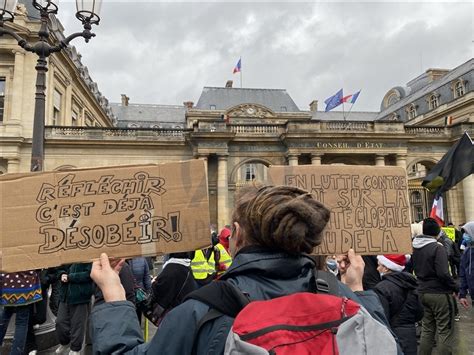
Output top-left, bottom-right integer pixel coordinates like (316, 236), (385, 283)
(422, 217), (441, 236)
(219, 227), (231, 250)
(377, 254), (407, 272)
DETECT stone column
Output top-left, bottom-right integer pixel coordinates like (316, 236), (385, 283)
(9, 50), (25, 123)
(375, 154), (386, 166)
(7, 158), (20, 173)
(288, 154), (298, 166)
(396, 154), (407, 169)
(311, 153), (322, 165)
(462, 175), (474, 221)
(217, 155), (229, 229)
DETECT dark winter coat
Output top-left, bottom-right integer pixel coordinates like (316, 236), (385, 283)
(362, 255), (381, 290)
(151, 258), (198, 310)
(374, 272), (424, 355)
(412, 235), (458, 294)
(129, 257), (152, 292)
(91, 247), (398, 355)
(57, 263), (93, 305)
(459, 246), (474, 299)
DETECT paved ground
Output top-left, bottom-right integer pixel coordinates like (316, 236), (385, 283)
(31, 299), (474, 355)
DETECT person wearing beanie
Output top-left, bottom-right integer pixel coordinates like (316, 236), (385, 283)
(459, 221), (474, 310)
(412, 217), (458, 355)
(218, 227), (231, 253)
(374, 254), (423, 355)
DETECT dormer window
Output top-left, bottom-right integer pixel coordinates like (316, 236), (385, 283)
(407, 104), (417, 120)
(210, 105), (216, 110)
(429, 94), (439, 110)
(455, 81), (465, 98)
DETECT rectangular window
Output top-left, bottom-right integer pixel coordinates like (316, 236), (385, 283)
(0, 78), (5, 122)
(53, 89), (62, 125)
(72, 109), (79, 126)
(85, 113), (94, 127)
(245, 164), (256, 181)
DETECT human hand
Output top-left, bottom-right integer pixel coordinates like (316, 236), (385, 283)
(61, 274), (68, 283)
(460, 297), (470, 310)
(91, 253), (126, 303)
(339, 249), (365, 292)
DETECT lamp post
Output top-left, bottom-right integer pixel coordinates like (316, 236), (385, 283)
(0, 0), (101, 172)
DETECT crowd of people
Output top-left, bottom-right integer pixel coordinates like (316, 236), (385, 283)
(0, 185), (473, 354)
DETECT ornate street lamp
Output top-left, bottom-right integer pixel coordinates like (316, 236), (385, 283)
(0, 0), (101, 172)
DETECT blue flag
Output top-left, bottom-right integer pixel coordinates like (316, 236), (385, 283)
(324, 89), (343, 112)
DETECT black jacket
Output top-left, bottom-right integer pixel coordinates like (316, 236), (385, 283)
(374, 272), (423, 355)
(412, 235), (458, 294)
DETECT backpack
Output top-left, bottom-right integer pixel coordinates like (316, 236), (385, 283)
(187, 270), (398, 355)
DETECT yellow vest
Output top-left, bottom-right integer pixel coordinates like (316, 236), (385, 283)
(191, 249), (216, 280)
(215, 243), (232, 276)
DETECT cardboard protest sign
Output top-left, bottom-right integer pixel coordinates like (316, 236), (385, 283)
(268, 165), (412, 255)
(0, 160), (210, 272)
(441, 227), (456, 241)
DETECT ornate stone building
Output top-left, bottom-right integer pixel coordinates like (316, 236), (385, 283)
(0, 3), (472, 228)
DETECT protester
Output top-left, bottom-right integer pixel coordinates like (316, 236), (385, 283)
(55, 263), (93, 355)
(412, 217), (459, 355)
(0, 271), (42, 355)
(142, 252), (198, 326)
(438, 229), (461, 278)
(128, 257), (152, 323)
(90, 185), (398, 354)
(459, 221), (474, 309)
(191, 232), (222, 286)
(374, 254), (424, 355)
(218, 226), (231, 253)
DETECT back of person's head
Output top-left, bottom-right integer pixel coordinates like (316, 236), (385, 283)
(232, 185), (330, 254)
(422, 217), (440, 237)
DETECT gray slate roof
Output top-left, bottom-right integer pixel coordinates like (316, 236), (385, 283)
(377, 58), (473, 120)
(110, 103), (186, 124)
(195, 87), (301, 112)
(311, 111), (378, 121)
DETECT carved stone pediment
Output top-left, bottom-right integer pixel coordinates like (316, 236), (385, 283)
(226, 104), (276, 118)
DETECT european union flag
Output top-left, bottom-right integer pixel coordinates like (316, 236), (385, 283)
(324, 89), (343, 112)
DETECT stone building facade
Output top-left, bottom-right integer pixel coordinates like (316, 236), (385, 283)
(0, 3), (472, 229)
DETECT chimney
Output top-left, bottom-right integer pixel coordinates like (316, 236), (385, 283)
(183, 101), (194, 109)
(309, 100), (318, 112)
(121, 94), (129, 106)
(425, 68), (449, 83)
(225, 80), (233, 88)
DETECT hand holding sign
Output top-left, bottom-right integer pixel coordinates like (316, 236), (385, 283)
(91, 253), (126, 303)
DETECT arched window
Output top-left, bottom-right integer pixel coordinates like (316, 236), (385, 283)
(128, 123), (139, 128)
(407, 105), (417, 120)
(429, 94), (439, 110)
(410, 191), (424, 222)
(151, 124), (161, 129)
(455, 81), (464, 97)
(387, 92), (399, 106)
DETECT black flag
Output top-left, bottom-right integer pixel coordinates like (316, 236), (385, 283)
(422, 132), (474, 195)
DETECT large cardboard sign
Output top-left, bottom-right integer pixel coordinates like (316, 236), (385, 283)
(0, 160), (210, 272)
(268, 165), (412, 255)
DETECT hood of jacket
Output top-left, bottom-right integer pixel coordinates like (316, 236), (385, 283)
(220, 246), (314, 301)
(413, 235), (438, 249)
(382, 271), (418, 290)
(463, 221), (474, 238)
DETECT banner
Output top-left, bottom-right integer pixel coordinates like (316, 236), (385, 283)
(268, 165), (412, 255)
(0, 160), (210, 272)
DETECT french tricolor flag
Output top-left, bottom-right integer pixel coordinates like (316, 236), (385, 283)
(430, 196), (444, 226)
(341, 90), (361, 104)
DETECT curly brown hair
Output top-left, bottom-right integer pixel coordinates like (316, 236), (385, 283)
(232, 185), (330, 254)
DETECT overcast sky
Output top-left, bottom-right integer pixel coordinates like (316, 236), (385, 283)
(59, 1), (473, 112)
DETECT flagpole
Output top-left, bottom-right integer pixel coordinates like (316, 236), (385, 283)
(240, 57), (242, 88)
(342, 101), (345, 121)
